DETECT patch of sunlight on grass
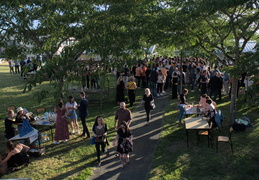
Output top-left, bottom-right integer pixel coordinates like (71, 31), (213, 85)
(165, 110), (178, 116)
(217, 101), (230, 108)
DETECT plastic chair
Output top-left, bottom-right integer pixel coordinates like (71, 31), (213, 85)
(36, 107), (46, 116)
(6, 105), (16, 112)
(216, 127), (233, 153)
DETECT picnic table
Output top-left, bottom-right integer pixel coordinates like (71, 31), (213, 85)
(31, 114), (57, 141)
(9, 128), (39, 144)
(185, 116), (211, 147)
(185, 105), (202, 117)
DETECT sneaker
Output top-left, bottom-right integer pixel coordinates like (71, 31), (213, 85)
(53, 141), (60, 145)
(63, 139), (68, 143)
(162, 91), (166, 94)
(157, 94), (160, 97)
(78, 130), (81, 134)
(191, 90), (194, 92)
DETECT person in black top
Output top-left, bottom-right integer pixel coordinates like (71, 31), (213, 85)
(0, 141), (30, 171)
(139, 88), (154, 125)
(177, 89), (189, 124)
(171, 72), (179, 99)
(200, 70), (208, 95)
(15, 107), (30, 134)
(77, 92), (90, 138)
(149, 67), (158, 98)
(116, 76), (125, 104)
(113, 121), (133, 169)
(4, 110), (15, 139)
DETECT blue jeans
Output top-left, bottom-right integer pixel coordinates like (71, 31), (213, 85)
(150, 81), (157, 98)
(178, 105), (185, 123)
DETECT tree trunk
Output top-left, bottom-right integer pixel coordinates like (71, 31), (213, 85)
(179, 49), (183, 94)
(229, 77), (238, 126)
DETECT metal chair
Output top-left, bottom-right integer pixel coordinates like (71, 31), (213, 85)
(197, 130), (213, 147)
(36, 107), (46, 116)
(216, 127), (233, 153)
(6, 105), (16, 112)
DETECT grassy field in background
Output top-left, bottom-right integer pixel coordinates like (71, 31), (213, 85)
(1, 61), (259, 179)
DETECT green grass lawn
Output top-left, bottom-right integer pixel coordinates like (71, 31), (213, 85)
(1, 61), (259, 179)
(0, 62), (143, 179)
(149, 86), (259, 179)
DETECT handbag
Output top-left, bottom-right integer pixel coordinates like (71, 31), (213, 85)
(90, 136), (95, 145)
(150, 102), (156, 110)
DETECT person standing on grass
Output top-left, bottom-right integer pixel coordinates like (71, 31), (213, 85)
(66, 96), (80, 135)
(126, 76), (137, 107)
(53, 100), (69, 144)
(113, 121), (133, 169)
(171, 72), (179, 99)
(114, 102), (132, 130)
(92, 116), (109, 167)
(4, 110), (16, 139)
(200, 70), (209, 95)
(77, 91), (90, 138)
(14, 59), (20, 74)
(8, 59), (15, 74)
(139, 88), (154, 126)
(177, 88), (189, 124)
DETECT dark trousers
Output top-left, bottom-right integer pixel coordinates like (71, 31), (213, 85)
(157, 83), (162, 93)
(144, 106), (151, 122)
(128, 90), (135, 107)
(135, 76), (141, 87)
(209, 88), (218, 101)
(80, 116), (90, 137)
(95, 142), (106, 162)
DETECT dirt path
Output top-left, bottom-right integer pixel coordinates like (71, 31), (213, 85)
(88, 92), (169, 180)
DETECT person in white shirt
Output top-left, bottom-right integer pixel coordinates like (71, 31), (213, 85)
(66, 96), (80, 134)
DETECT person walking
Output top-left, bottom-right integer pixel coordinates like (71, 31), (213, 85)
(114, 102), (132, 130)
(53, 100), (70, 144)
(139, 88), (154, 125)
(177, 88), (189, 125)
(77, 91), (90, 138)
(66, 96), (80, 135)
(92, 116), (109, 167)
(113, 121), (133, 169)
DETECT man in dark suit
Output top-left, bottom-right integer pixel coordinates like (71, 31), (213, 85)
(77, 92), (90, 138)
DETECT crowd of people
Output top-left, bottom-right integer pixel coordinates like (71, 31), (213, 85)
(8, 57), (38, 77)
(1, 55), (256, 173)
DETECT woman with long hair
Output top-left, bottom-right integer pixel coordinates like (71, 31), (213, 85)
(139, 88), (154, 125)
(4, 110), (15, 139)
(0, 141), (30, 171)
(66, 96), (79, 135)
(53, 100), (69, 144)
(116, 75), (125, 104)
(113, 121), (133, 169)
(92, 116), (109, 167)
